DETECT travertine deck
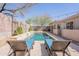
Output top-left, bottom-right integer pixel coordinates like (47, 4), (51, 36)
(0, 41), (48, 56)
(30, 41), (48, 56)
(0, 40), (79, 56)
(50, 34), (79, 56)
(0, 43), (11, 56)
(0, 32), (79, 56)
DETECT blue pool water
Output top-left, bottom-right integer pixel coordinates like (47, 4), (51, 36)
(32, 33), (45, 41)
(25, 33), (54, 49)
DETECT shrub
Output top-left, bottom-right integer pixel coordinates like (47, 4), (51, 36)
(29, 25), (32, 31)
(14, 27), (24, 35)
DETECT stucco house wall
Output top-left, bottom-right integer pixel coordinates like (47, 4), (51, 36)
(53, 29), (58, 35)
(61, 17), (79, 42)
(61, 29), (79, 42)
(73, 17), (79, 29)
(50, 13), (79, 42)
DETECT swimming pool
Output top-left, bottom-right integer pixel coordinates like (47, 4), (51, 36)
(31, 33), (44, 41)
(25, 33), (54, 49)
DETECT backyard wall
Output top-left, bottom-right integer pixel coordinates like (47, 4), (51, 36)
(0, 13), (12, 37)
(20, 22), (30, 32)
(0, 13), (30, 38)
(61, 29), (79, 42)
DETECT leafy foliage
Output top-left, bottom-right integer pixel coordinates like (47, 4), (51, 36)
(13, 27), (24, 35)
(0, 3), (36, 35)
(26, 15), (53, 26)
(29, 25), (33, 31)
(0, 3), (36, 16)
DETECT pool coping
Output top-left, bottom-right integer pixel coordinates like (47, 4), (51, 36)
(31, 31), (58, 40)
(32, 31), (72, 41)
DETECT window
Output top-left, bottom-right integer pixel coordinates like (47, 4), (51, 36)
(66, 22), (73, 29)
(57, 24), (60, 29)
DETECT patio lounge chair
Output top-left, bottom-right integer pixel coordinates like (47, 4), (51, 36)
(7, 40), (29, 56)
(45, 40), (71, 56)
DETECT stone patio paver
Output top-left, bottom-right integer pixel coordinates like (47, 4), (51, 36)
(51, 34), (79, 56)
(30, 41), (48, 56)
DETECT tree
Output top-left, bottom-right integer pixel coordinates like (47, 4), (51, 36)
(0, 3), (36, 34)
(13, 26), (24, 35)
(0, 3), (36, 15)
(26, 15), (53, 26)
(26, 15), (53, 31)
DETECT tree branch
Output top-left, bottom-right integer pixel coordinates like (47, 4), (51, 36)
(0, 3), (6, 12)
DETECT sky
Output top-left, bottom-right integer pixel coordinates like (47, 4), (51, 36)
(4, 3), (79, 21)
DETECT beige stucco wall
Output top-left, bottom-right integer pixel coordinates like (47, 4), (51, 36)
(0, 13), (12, 37)
(53, 29), (58, 35)
(60, 22), (66, 29)
(61, 29), (79, 42)
(73, 17), (79, 29)
(12, 21), (18, 34)
(21, 22), (30, 32)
